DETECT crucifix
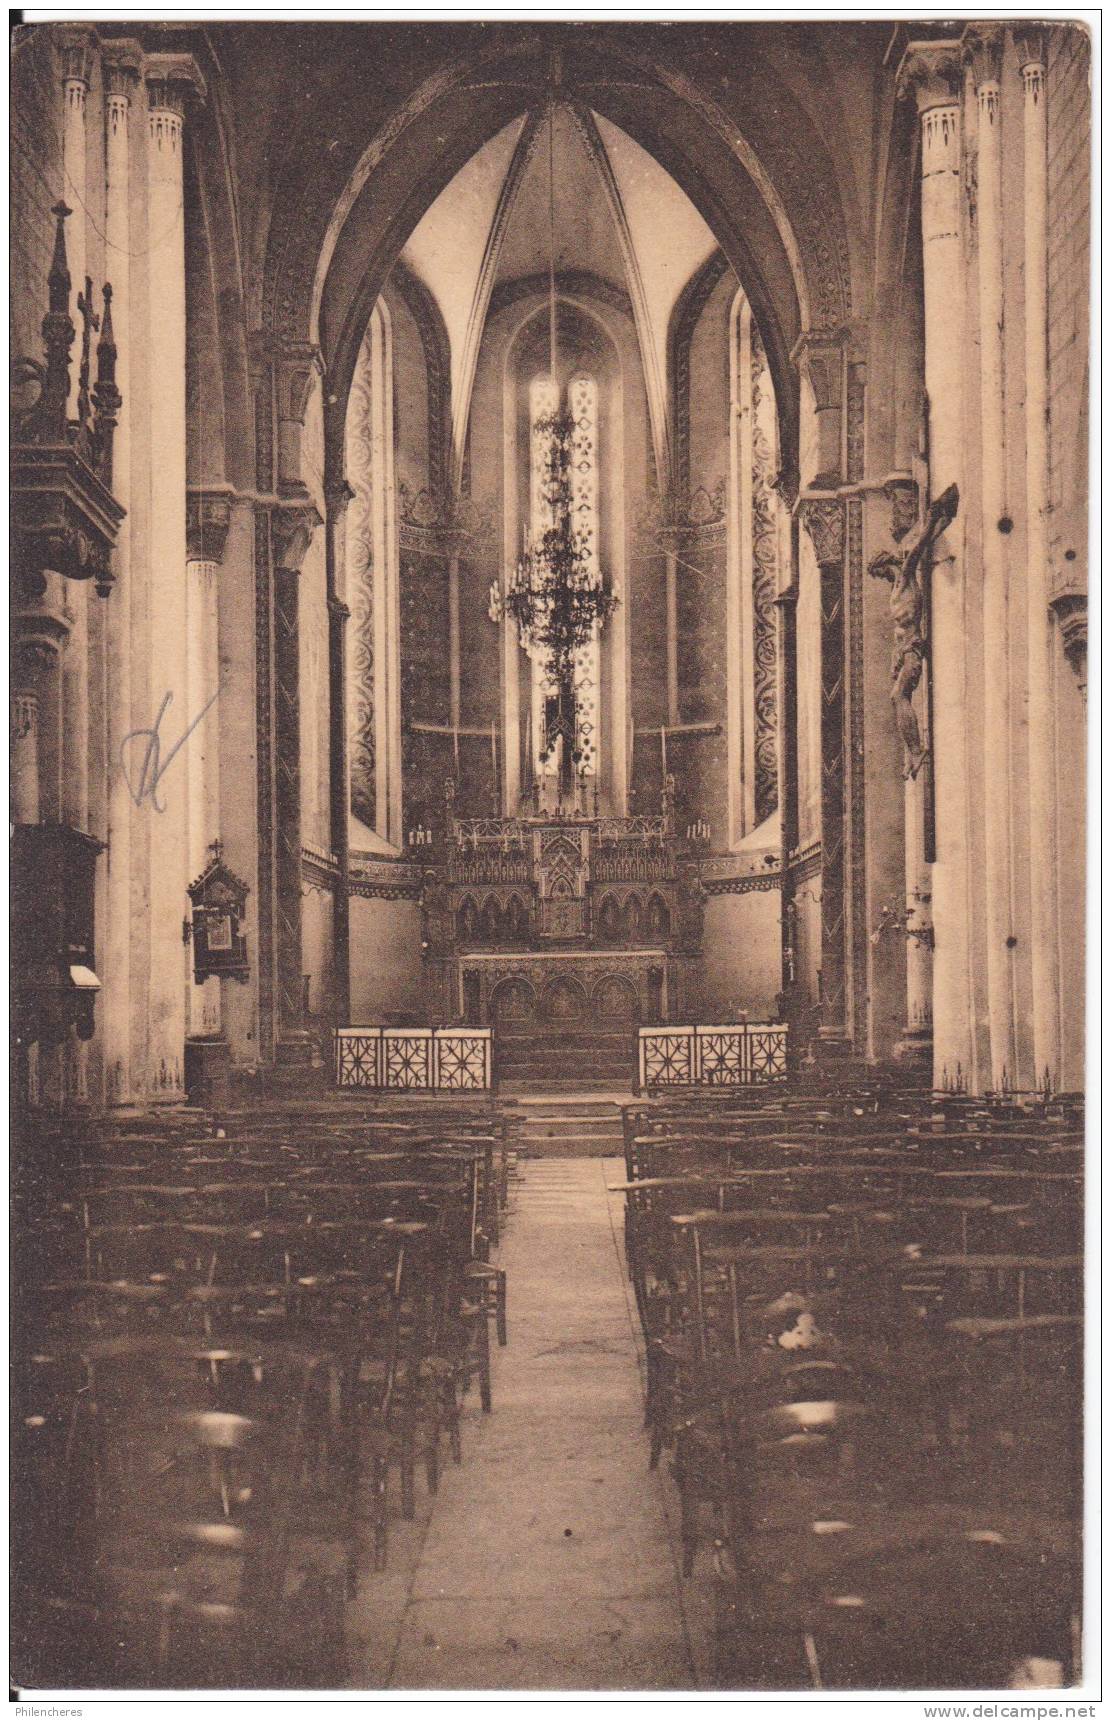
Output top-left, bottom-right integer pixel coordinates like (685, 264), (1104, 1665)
(868, 482), (959, 781)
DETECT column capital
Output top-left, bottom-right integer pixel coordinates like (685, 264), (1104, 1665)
(10, 692), (39, 745)
(1049, 593), (1087, 697)
(895, 39), (963, 111)
(964, 25), (1004, 94)
(186, 486), (234, 565)
(790, 326), (851, 403)
(273, 339), (325, 427)
(271, 498), (323, 576)
(12, 589), (73, 672)
(324, 475), (356, 519)
(145, 50), (207, 115)
(771, 462), (800, 510)
(102, 41), (142, 99)
(1014, 25), (1048, 72)
(57, 27), (96, 89)
(1016, 29), (1047, 105)
(798, 494), (845, 568)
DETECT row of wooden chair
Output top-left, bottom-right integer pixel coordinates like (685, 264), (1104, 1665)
(615, 1086), (1083, 1690)
(12, 1099), (512, 1689)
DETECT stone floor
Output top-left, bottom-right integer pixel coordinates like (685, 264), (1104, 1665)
(347, 1157), (713, 1691)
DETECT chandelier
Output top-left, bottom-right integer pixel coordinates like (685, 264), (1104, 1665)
(486, 95), (618, 778)
(489, 408), (617, 685)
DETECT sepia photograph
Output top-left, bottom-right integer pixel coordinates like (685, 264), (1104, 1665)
(9, 7), (1095, 1705)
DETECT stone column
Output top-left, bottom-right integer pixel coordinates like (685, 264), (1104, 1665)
(269, 338), (325, 1063)
(886, 476), (934, 1066)
(144, 56), (204, 1097)
(899, 42), (974, 1092)
(726, 298), (750, 844)
(774, 486), (800, 1029)
(799, 494), (850, 1056)
(101, 49), (138, 1103)
(186, 492), (232, 1040)
(448, 545), (462, 741)
(10, 693), (40, 825)
(796, 326), (852, 1059)
(59, 31), (94, 835)
(271, 500), (322, 1063)
(1016, 31), (1060, 1091)
(664, 539), (680, 729)
(973, 30), (1018, 1090)
(326, 476), (355, 1025)
(11, 607), (71, 1107)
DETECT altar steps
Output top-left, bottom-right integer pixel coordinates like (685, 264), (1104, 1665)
(495, 1030), (635, 1090)
(498, 1094), (627, 1158)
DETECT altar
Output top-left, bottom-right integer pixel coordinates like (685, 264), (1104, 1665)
(420, 811), (704, 1029)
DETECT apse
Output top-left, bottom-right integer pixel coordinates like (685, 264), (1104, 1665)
(337, 99), (789, 1032)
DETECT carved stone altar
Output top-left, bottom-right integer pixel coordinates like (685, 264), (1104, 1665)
(421, 813), (702, 1027)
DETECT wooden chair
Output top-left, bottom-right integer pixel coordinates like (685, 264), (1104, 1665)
(67, 1336), (343, 1687)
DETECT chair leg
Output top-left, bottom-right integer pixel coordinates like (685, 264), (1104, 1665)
(371, 1453), (388, 1574)
(478, 1319), (492, 1414)
(425, 1396), (441, 1496)
(341, 1373), (361, 1599)
(445, 1377), (463, 1465)
(495, 1272), (507, 1347)
(680, 1484), (698, 1578)
(675, 1442), (697, 1576)
(400, 1451), (416, 1519)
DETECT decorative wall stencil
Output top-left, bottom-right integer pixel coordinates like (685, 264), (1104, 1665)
(750, 321), (780, 825)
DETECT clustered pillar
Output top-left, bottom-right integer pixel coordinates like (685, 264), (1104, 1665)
(900, 45), (975, 1092)
(143, 63), (192, 1095)
(896, 28), (1075, 1093)
(1017, 34), (1061, 1092)
(101, 51), (137, 1102)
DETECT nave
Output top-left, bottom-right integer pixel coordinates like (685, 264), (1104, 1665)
(348, 1158), (704, 1690)
(12, 1078), (1082, 1693)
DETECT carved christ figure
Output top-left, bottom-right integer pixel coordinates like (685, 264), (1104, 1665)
(868, 482), (959, 778)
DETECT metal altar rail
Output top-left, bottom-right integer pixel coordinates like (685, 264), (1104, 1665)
(637, 1022), (788, 1091)
(335, 1026), (493, 1091)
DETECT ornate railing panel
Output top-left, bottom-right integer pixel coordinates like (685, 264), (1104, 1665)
(637, 1022), (788, 1090)
(335, 1026), (493, 1090)
(452, 853), (533, 885)
(590, 849), (673, 883)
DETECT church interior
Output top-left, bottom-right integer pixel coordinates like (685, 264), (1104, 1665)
(10, 18), (1089, 1694)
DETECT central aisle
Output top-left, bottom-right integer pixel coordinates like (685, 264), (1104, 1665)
(351, 1158), (703, 1690)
